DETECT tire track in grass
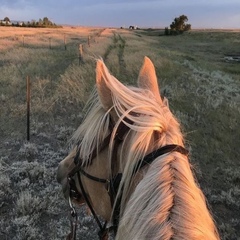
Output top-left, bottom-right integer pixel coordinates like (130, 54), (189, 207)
(117, 34), (127, 77)
(103, 33), (127, 78)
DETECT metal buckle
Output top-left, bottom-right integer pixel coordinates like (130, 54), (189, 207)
(67, 197), (78, 240)
(68, 196), (77, 217)
(105, 179), (110, 193)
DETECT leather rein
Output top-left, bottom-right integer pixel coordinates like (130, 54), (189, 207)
(66, 117), (189, 240)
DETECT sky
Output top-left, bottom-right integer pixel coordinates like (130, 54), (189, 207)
(0, 0), (240, 29)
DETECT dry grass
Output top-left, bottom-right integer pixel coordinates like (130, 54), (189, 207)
(0, 26), (104, 50)
(0, 26), (239, 239)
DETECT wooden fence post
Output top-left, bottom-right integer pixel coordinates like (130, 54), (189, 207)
(26, 76), (31, 141)
(79, 44), (83, 65)
(49, 38), (51, 49)
(48, 38), (52, 49)
(88, 36), (90, 47)
(22, 35), (25, 46)
(64, 34), (67, 50)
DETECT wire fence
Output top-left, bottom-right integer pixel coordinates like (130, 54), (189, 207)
(0, 28), (107, 141)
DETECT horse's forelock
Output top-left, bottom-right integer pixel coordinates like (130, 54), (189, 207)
(71, 88), (112, 165)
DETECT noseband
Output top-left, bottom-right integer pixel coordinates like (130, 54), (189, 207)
(66, 117), (189, 240)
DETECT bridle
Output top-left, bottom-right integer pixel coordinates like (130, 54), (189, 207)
(66, 117), (132, 240)
(66, 116), (189, 240)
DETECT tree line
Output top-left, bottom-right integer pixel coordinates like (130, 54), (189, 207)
(0, 17), (62, 28)
(1, 14), (191, 34)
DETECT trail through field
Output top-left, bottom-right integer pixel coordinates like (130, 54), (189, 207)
(103, 33), (128, 77)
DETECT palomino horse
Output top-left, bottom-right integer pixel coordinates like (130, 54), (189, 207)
(57, 57), (220, 240)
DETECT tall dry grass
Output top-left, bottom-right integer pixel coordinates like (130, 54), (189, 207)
(0, 26), (239, 239)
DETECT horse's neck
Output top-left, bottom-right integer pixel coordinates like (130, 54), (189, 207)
(116, 152), (220, 240)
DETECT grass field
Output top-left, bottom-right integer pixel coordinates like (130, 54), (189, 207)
(0, 26), (239, 239)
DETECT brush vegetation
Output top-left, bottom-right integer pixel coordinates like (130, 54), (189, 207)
(0, 26), (239, 239)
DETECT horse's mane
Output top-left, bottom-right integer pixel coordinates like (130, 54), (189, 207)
(72, 62), (220, 240)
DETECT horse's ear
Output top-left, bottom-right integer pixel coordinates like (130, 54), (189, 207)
(138, 57), (162, 103)
(96, 60), (113, 111)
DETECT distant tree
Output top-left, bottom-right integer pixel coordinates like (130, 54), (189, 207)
(4, 17), (10, 22)
(43, 17), (53, 26)
(39, 18), (43, 26)
(31, 19), (36, 26)
(184, 23), (191, 31)
(165, 15), (191, 35)
(43, 17), (49, 25)
(164, 27), (170, 35)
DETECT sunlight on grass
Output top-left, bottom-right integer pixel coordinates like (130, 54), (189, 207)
(0, 26), (239, 239)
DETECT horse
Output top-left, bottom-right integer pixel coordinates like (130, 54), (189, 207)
(57, 57), (220, 240)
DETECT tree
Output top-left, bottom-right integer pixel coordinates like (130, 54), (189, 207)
(4, 17), (10, 22)
(166, 15), (191, 35)
(38, 18), (43, 25)
(31, 19), (36, 26)
(164, 27), (170, 35)
(43, 17), (49, 25)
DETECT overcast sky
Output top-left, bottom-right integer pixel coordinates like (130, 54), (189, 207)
(0, 0), (240, 29)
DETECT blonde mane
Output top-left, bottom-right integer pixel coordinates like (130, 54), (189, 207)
(72, 58), (220, 240)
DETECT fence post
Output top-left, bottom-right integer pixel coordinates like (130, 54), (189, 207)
(22, 35), (25, 46)
(64, 34), (67, 50)
(88, 36), (90, 47)
(79, 44), (83, 65)
(49, 38), (51, 49)
(26, 76), (31, 141)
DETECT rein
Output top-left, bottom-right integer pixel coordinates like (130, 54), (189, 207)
(66, 118), (189, 240)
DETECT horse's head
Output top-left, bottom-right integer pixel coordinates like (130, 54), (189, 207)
(57, 56), (169, 219)
(57, 57), (220, 240)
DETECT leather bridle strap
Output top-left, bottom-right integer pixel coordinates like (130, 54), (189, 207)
(133, 144), (189, 175)
(76, 171), (109, 240)
(78, 168), (109, 184)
